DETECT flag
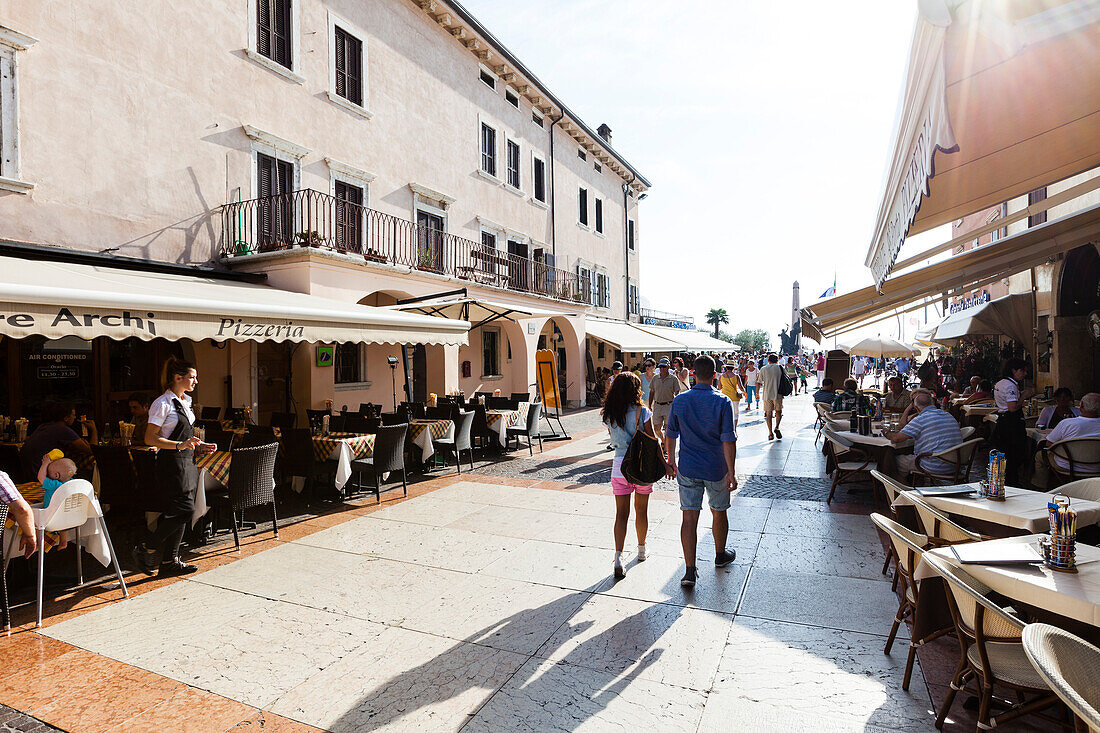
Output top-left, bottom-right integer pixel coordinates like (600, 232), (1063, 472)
(820, 276), (836, 299)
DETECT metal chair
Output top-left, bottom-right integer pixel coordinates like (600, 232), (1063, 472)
(1022, 623), (1100, 733)
(924, 554), (1059, 730)
(434, 410), (475, 473)
(898, 489), (982, 547)
(822, 428), (874, 503)
(911, 437), (984, 486)
(1042, 438), (1100, 485)
(507, 402), (543, 455)
(200, 406), (221, 421)
(351, 423), (408, 504)
(215, 443), (279, 551)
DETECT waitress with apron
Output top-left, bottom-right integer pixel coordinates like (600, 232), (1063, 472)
(132, 360), (214, 576)
(992, 358), (1033, 487)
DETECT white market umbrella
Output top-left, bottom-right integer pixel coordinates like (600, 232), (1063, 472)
(843, 335), (921, 359)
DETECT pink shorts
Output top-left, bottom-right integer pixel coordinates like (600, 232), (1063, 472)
(612, 477), (653, 496)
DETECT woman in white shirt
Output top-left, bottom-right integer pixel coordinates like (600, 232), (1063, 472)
(992, 358), (1034, 486)
(132, 360), (215, 577)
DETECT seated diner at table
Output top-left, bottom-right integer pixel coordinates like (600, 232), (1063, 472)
(959, 379), (993, 406)
(128, 392), (152, 446)
(0, 470), (36, 557)
(18, 402), (96, 481)
(1037, 387), (1081, 429)
(960, 375), (982, 396)
(831, 379), (869, 413)
(1033, 392), (1100, 488)
(884, 390), (963, 478)
(882, 376), (911, 413)
(813, 378), (836, 404)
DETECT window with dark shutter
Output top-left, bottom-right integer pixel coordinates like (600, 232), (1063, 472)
(533, 158), (546, 202)
(257, 0), (293, 69)
(479, 231), (496, 274)
(257, 153), (294, 247)
(480, 123), (497, 177)
(594, 198), (603, 233)
(628, 220), (635, 250)
(334, 343), (362, 384)
(334, 180), (363, 252)
(506, 140), (520, 189)
(578, 188), (588, 225)
(334, 27), (363, 106)
(1028, 187), (1048, 228)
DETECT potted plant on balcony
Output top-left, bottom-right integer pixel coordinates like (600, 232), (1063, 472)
(416, 247), (439, 272)
(295, 230), (325, 248)
(363, 248), (387, 264)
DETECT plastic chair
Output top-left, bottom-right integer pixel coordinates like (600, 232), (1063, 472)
(26, 479), (128, 627)
(506, 402), (543, 455)
(924, 554), (1058, 730)
(1022, 623), (1100, 733)
(351, 424), (408, 504)
(434, 410), (475, 473)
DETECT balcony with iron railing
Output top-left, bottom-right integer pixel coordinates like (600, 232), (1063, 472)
(222, 189), (584, 303)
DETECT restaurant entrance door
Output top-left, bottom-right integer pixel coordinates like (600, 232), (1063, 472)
(1056, 244), (1100, 394)
(257, 342), (293, 421)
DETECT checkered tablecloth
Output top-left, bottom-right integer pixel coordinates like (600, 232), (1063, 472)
(312, 433), (376, 489)
(195, 450), (231, 487)
(485, 402), (531, 446)
(409, 419), (454, 461)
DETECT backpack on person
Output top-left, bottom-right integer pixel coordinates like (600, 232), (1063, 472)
(917, 356), (936, 381)
(621, 408), (667, 486)
(777, 366), (793, 397)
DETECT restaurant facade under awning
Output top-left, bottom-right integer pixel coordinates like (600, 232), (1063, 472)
(585, 318), (683, 353)
(866, 0), (1100, 285)
(804, 203), (1100, 342)
(0, 254), (469, 346)
(925, 292), (1035, 348)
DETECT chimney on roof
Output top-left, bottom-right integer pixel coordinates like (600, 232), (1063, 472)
(597, 123), (612, 144)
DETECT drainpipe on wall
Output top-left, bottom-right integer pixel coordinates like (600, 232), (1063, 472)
(622, 174), (636, 321)
(549, 110), (566, 258)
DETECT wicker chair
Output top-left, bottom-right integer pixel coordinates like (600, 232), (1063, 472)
(869, 513), (947, 691)
(510, 392), (531, 403)
(200, 406), (221, 421)
(434, 410), (475, 473)
(281, 428), (320, 501)
(328, 414), (346, 433)
(1022, 623), (1100, 732)
(898, 489), (982, 547)
(507, 402), (543, 455)
(469, 404), (495, 450)
(911, 437), (984, 486)
(425, 406), (452, 420)
(924, 554), (1060, 730)
(0, 503), (8, 631)
(486, 396), (517, 411)
(213, 442), (279, 551)
(401, 402), (427, 420)
(344, 415), (378, 435)
(351, 423), (408, 504)
(268, 411), (296, 431)
(380, 412), (404, 426)
(1042, 438), (1100, 486)
(1056, 478), (1100, 503)
(90, 445), (138, 513)
(238, 425), (277, 449)
(203, 425), (235, 452)
(822, 428), (874, 503)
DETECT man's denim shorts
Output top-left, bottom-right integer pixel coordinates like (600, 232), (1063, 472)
(676, 474), (730, 512)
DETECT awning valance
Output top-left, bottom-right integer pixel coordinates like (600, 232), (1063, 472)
(637, 324), (740, 352)
(585, 319), (682, 353)
(867, 0), (1100, 285)
(926, 293), (1035, 348)
(806, 203), (1100, 340)
(389, 294), (572, 329)
(0, 255), (469, 345)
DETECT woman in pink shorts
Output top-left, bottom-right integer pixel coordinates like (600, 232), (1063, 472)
(602, 371), (657, 579)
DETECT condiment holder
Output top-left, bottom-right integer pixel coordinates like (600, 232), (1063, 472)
(1043, 494), (1078, 572)
(984, 450), (1006, 501)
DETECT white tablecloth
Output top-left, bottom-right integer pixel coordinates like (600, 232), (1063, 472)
(409, 420), (455, 461)
(842, 431), (912, 449)
(894, 484), (1100, 533)
(915, 535), (1100, 627)
(964, 405), (998, 417)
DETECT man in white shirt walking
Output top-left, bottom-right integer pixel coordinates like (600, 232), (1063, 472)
(758, 354), (786, 441)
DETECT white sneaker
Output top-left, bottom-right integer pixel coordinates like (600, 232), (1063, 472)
(637, 545), (647, 562)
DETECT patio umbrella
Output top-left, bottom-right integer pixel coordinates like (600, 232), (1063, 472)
(843, 335), (921, 359)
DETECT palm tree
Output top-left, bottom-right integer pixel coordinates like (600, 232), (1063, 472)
(705, 308), (729, 338)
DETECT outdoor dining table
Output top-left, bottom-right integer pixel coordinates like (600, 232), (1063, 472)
(408, 419), (454, 462)
(915, 535), (1100, 630)
(963, 404), (998, 418)
(825, 423), (912, 476)
(484, 402), (530, 446)
(894, 484), (1100, 535)
(311, 432), (376, 490)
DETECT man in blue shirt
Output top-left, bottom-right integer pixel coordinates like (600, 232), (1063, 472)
(665, 355), (737, 588)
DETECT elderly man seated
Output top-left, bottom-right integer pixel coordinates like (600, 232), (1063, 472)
(831, 379), (870, 413)
(960, 379), (993, 406)
(961, 376), (982, 396)
(1033, 392), (1100, 487)
(884, 390), (963, 479)
(882, 376), (912, 414)
(813, 378), (836, 404)
(1037, 387), (1081, 429)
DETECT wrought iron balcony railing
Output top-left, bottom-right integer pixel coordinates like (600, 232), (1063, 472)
(222, 189), (583, 302)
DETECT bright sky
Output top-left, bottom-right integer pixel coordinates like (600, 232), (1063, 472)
(462, 0), (947, 348)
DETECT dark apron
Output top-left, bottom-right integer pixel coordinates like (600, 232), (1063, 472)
(993, 407), (1027, 485)
(150, 398), (198, 515)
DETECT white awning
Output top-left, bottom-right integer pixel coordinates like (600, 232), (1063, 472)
(585, 318), (682, 353)
(638, 324), (740, 351)
(926, 293), (1034, 348)
(0, 255), (469, 345)
(389, 294), (572, 329)
(867, 0), (1100, 285)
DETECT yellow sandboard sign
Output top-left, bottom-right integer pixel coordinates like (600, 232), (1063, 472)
(535, 349), (560, 410)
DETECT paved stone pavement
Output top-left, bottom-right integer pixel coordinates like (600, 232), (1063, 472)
(0, 706), (59, 733)
(0, 393), (1048, 730)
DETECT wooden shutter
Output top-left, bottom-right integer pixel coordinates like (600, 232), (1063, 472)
(334, 28), (347, 98)
(335, 180), (363, 253)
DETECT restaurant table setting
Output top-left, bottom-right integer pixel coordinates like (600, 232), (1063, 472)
(3, 482), (112, 566)
(311, 432), (376, 490)
(408, 419), (454, 461)
(894, 484), (1100, 534)
(823, 414), (912, 475)
(484, 401), (530, 446)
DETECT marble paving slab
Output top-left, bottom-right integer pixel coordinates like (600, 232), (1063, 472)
(478, 538), (616, 593)
(738, 567), (906, 637)
(445, 504), (564, 540)
(755, 533), (891, 581)
(533, 593), (733, 691)
(762, 507), (880, 543)
(699, 616), (932, 732)
(598, 554), (750, 615)
(268, 625), (526, 733)
(465, 656), (707, 732)
(367, 494), (487, 526)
